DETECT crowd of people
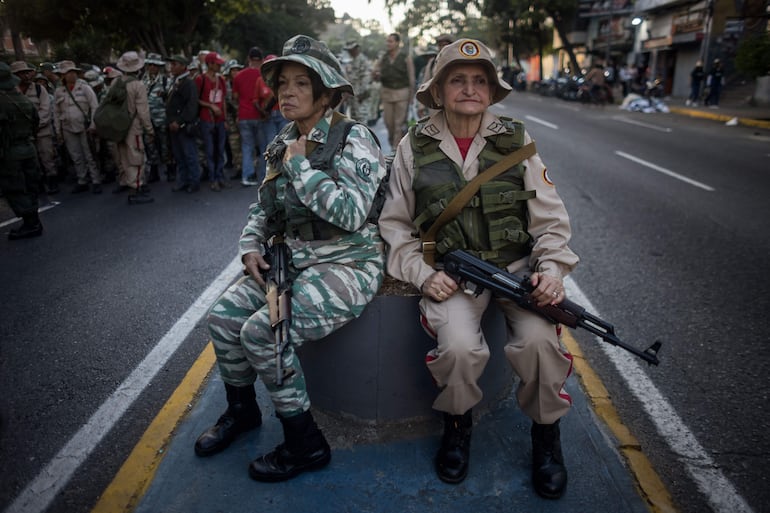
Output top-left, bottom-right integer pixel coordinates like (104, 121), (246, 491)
(0, 47), (291, 234)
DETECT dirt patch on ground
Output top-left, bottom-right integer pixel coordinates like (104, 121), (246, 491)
(378, 275), (420, 296)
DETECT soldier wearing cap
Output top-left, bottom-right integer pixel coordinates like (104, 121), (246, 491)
(165, 54), (202, 193)
(195, 51), (229, 191)
(0, 62), (44, 239)
(231, 46), (267, 186)
(39, 63), (60, 94)
(114, 51), (155, 204)
(379, 39), (579, 499)
(343, 40), (372, 123)
(143, 52), (173, 183)
(12, 61), (59, 194)
(197, 34), (386, 483)
(373, 32), (415, 150)
(53, 60), (101, 193)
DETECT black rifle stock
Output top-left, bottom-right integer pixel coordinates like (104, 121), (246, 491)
(264, 238), (294, 385)
(443, 250), (661, 366)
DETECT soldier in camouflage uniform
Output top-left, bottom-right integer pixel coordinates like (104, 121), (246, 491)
(0, 63), (43, 239)
(343, 41), (371, 123)
(143, 53), (172, 183)
(197, 35), (386, 482)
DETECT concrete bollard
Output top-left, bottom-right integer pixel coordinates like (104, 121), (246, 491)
(300, 279), (514, 425)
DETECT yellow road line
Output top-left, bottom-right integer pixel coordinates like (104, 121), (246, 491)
(90, 343), (215, 513)
(562, 330), (679, 513)
(94, 331), (678, 513)
(668, 106), (770, 130)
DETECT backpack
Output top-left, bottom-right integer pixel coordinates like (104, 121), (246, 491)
(93, 76), (137, 142)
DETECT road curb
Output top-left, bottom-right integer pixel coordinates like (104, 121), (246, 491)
(668, 106), (770, 130)
(90, 343), (216, 513)
(561, 330), (679, 513)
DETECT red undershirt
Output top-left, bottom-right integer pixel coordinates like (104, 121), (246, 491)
(455, 137), (473, 160)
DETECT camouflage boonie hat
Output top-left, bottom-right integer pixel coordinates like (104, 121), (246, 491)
(0, 62), (21, 90)
(416, 38), (512, 109)
(261, 34), (353, 96)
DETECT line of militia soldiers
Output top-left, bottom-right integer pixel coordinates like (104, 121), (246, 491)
(2, 34), (444, 239)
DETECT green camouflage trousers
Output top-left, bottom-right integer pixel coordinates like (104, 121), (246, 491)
(208, 260), (384, 416)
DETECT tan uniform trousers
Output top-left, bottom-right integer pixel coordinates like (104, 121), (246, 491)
(117, 130), (146, 190)
(380, 86), (410, 150)
(36, 135), (56, 177)
(420, 288), (573, 425)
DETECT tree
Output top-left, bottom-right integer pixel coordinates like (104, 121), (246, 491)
(735, 32), (770, 79)
(216, 0), (336, 58)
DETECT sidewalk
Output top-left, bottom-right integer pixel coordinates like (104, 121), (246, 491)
(93, 334), (675, 513)
(665, 96), (770, 130)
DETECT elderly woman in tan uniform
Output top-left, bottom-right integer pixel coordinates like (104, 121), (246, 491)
(378, 39), (579, 499)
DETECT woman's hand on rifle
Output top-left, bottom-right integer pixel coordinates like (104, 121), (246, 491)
(242, 252), (271, 287)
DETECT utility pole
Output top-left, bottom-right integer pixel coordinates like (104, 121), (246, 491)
(606, 0), (614, 64)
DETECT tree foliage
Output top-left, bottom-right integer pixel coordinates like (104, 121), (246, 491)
(1, 0), (335, 64)
(735, 32), (770, 79)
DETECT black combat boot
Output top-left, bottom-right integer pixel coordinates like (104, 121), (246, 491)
(166, 163), (176, 182)
(194, 383), (262, 457)
(248, 410), (331, 482)
(8, 214), (43, 240)
(46, 176), (60, 195)
(148, 165), (160, 183)
(435, 410), (473, 484)
(127, 189), (154, 205)
(531, 419), (568, 499)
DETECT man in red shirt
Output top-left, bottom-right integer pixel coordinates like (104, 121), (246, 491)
(196, 52), (228, 191)
(231, 47), (269, 186)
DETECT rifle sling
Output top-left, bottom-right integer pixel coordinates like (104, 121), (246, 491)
(420, 141), (536, 266)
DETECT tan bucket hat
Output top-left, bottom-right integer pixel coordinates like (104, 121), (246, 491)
(10, 61), (35, 74)
(415, 38), (512, 110)
(117, 51), (145, 73)
(56, 60), (81, 74)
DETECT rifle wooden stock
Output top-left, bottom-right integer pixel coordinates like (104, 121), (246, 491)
(264, 239), (294, 385)
(443, 250), (661, 366)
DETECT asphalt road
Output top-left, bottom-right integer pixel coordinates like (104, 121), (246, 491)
(498, 93), (770, 513)
(1, 96), (769, 513)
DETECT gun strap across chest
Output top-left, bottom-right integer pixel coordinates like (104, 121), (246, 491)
(420, 141), (536, 266)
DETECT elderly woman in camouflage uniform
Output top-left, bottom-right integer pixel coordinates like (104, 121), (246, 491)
(197, 35), (387, 482)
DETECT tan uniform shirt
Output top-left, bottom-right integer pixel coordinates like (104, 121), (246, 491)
(378, 110), (579, 290)
(22, 83), (53, 137)
(54, 79), (98, 134)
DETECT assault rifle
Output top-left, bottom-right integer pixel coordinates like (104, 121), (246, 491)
(264, 237), (295, 385)
(443, 250), (661, 366)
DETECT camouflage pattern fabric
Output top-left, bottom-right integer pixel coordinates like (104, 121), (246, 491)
(208, 108), (386, 416)
(345, 53), (372, 123)
(262, 35), (353, 96)
(143, 73), (171, 166)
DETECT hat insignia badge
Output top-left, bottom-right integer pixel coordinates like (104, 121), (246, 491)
(291, 37), (312, 54)
(459, 41), (480, 58)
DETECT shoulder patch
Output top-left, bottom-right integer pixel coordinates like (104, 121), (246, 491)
(355, 158), (373, 181)
(542, 167), (554, 186)
(423, 123), (439, 137)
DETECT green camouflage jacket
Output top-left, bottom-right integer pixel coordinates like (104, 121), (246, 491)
(239, 109), (386, 270)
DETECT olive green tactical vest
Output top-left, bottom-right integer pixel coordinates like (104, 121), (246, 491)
(411, 117), (536, 267)
(379, 52), (410, 90)
(0, 90), (38, 162)
(260, 115), (376, 241)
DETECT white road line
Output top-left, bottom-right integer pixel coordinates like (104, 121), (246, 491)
(3, 257), (242, 513)
(615, 150), (716, 191)
(613, 115), (673, 133)
(524, 115), (559, 130)
(564, 276), (755, 513)
(0, 202), (61, 228)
